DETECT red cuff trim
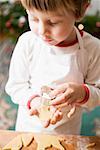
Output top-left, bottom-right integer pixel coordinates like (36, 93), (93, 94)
(77, 84), (90, 105)
(27, 94), (40, 109)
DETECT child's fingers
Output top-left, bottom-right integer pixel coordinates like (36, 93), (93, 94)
(67, 106), (76, 118)
(49, 105), (57, 114)
(49, 87), (65, 99)
(42, 119), (50, 128)
(53, 110), (63, 122)
(49, 92), (70, 106)
(41, 106), (63, 127)
(56, 110), (63, 121)
(55, 98), (75, 109)
(29, 108), (39, 116)
(55, 101), (69, 109)
(50, 109), (63, 125)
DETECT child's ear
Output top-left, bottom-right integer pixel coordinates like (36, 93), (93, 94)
(75, 2), (90, 22)
(82, 2), (90, 18)
(83, 2), (90, 11)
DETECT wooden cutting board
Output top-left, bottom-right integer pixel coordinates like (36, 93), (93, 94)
(0, 130), (100, 150)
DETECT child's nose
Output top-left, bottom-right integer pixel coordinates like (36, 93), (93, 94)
(38, 22), (48, 36)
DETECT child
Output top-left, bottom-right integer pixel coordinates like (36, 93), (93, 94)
(5, 0), (100, 135)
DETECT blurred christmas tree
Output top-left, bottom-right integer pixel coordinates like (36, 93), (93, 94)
(0, 0), (29, 39)
(0, 0), (100, 39)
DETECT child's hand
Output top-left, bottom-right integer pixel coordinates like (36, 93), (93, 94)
(40, 105), (63, 128)
(28, 96), (63, 128)
(29, 96), (41, 116)
(49, 82), (86, 107)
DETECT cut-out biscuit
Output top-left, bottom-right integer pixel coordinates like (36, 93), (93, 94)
(21, 140), (37, 150)
(34, 134), (64, 150)
(60, 140), (75, 150)
(3, 135), (22, 150)
(39, 105), (53, 121)
(3, 134), (34, 150)
(21, 133), (34, 147)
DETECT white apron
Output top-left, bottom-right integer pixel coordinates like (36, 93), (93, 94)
(16, 27), (88, 135)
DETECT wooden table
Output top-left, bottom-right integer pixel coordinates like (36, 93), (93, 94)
(0, 130), (100, 149)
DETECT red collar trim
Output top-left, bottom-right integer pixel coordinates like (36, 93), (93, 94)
(56, 30), (83, 47)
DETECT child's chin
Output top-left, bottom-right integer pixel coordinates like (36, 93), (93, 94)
(44, 40), (57, 46)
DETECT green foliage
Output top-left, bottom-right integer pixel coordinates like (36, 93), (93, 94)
(0, 1), (29, 38)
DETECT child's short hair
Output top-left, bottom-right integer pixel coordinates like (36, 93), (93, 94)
(21, 0), (90, 19)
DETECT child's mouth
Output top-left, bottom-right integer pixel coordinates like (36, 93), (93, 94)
(40, 36), (57, 45)
(43, 37), (52, 42)
(43, 38), (55, 45)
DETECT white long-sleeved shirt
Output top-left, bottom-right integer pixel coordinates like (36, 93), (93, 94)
(5, 28), (100, 134)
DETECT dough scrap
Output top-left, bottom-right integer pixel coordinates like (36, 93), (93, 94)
(3, 135), (22, 150)
(3, 133), (34, 150)
(60, 140), (75, 150)
(34, 134), (64, 150)
(86, 142), (96, 148)
(21, 133), (34, 147)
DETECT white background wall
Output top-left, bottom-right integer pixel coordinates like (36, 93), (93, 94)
(86, 0), (100, 15)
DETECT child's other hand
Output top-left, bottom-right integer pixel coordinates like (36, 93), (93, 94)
(50, 106), (63, 125)
(49, 82), (86, 107)
(29, 97), (41, 116)
(42, 106), (63, 128)
(29, 96), (63, 128)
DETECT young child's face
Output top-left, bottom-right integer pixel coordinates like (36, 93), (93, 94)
(28, 9), (76, 46)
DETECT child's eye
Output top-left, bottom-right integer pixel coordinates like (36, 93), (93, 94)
(48, 20), (59, 26)
(29, 16), (39, 22)
(33, 18), (39, 22)
(51, 22), (58, 25)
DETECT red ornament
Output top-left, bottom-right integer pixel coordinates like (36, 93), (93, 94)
(6, 20), (11, 28)
(96, 22), (100, 28)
